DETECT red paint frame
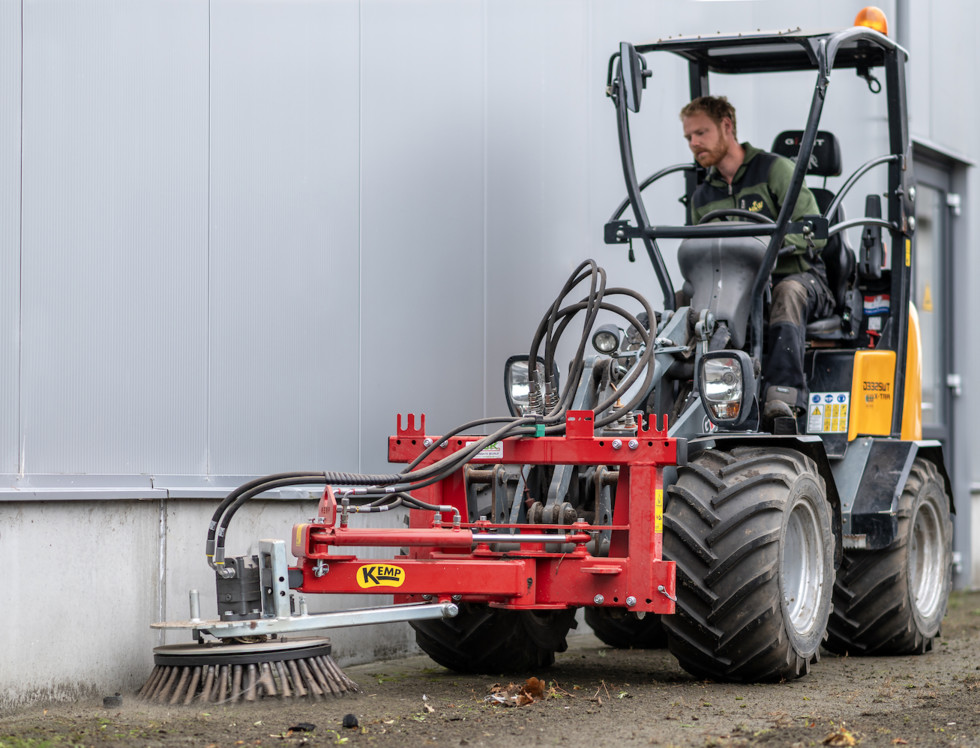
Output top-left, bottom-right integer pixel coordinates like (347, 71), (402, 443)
(292, 411), (677, 614)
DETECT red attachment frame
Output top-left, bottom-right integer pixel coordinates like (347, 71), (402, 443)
(291, 410), (677, 613)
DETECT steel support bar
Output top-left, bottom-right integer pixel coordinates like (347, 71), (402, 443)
(151, 601), (459, 638)
(295, 525), (593, 553)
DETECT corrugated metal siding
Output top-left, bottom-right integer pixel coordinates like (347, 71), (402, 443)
(358, 0), (487, 474)
(208, 0), (361, 476)
(19, 0), (209, 475)
(0, 1), (21, 475)
(0, 0), (975, 490)
(484, 0), (594, 416)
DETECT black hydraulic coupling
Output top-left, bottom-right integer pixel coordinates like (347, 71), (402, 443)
(215, 555), (262, 621)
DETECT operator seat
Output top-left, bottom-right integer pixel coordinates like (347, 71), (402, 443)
(771, 130), (860, 340)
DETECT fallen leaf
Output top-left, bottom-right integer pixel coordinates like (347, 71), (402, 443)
(486, 677), (549, 707)
(823, 724), (858, 746)
(892, 740), (909, 746)
(524, 677), (546, 699)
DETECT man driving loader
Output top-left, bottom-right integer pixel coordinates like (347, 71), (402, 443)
(680, 96), (834, 427)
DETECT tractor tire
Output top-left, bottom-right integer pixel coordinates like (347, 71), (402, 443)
(411, 603), (577, 674)
(662, 447), (835, 682)
(584, 608), (668, 649)
(825, 458), (952, 656)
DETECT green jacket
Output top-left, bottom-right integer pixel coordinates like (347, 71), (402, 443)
(690, 143), (824, 275)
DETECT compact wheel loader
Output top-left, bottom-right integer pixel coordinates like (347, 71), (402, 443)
(146, 9), (953, 702)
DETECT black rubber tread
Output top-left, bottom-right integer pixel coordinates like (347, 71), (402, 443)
(584, 608), (668, 649)
(825, 458), (952, 656)
(411, 603), (577, 674)
(662, 447), (835, 682)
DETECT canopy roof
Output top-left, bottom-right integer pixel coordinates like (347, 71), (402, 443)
(636, 27), (904, 74)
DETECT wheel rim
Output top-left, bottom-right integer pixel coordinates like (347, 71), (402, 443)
(781, 498), (825, 636)
(910, 497), (945, 620)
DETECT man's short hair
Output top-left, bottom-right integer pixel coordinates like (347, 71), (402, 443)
(680, 96), (737, 138)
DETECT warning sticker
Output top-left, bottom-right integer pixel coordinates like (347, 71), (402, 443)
(807, 392), (850, 434)
(477, 441), (504, 460)
(655, 489), (663, 534)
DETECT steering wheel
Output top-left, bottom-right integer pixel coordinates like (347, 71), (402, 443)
(698, 208), (774, 225)
(697, 207), (795, 255)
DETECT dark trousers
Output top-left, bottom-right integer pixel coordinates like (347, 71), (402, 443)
(766, 269), (835, 409)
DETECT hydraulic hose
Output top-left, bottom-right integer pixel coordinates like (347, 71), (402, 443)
(537, 290), (655, 419)
(529, 261), (606, 402)
(542, 266), (607, 403)
(207, 261), (661, 569)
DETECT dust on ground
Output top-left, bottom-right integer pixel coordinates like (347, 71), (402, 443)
(4, 591), (980, 748)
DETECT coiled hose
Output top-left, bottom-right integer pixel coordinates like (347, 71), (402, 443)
(208, 261), (659, 571)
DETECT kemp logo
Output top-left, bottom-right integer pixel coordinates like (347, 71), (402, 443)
(356, 564), (406, 589)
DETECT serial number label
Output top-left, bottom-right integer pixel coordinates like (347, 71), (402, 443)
(477, 441), (504, 460)
(356, 564), (406, 589)
(862, 380), (893, 404)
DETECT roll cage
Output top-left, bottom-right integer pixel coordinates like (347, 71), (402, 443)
(605, 25), (915, 438)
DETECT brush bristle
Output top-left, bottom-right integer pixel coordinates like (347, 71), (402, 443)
(138, 638), (358, 704)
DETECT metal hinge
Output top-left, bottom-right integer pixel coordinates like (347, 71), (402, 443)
(947, 373), (962, 398)
(947, 193), (962, 216)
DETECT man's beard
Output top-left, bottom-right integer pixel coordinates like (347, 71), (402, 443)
(696, 140), (728, 167)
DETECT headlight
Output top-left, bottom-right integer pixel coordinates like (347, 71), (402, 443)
(592, 324), (623, 354)
(503, 356), (560, 417)
(696, 351), (756, 428)
(702, 358), (743, 418)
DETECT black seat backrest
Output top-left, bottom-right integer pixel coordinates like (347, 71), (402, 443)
(771, 130), (843, 178)
(771, 130), (855, 312)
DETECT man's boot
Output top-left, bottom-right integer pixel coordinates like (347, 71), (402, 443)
(763, 385), (801, 434)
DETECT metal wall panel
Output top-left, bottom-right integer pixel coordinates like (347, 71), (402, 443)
(208, 0), (361, 476)
(914, 2), (977, 154)
(0, 1), (21, 474)
(483, 0), (593, 416)
(358, 0), (486, 473)
(19, 0), (209, 475)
